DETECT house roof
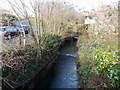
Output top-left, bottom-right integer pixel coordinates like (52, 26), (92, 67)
(96, 9), (118, 13)
(85, 9), (118, 17)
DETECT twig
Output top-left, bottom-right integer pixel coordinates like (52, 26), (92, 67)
(3, 78), (14, 89)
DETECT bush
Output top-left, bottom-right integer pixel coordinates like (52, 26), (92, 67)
(77, 7), (119, 88)
(91, 48), (120, 88)
(2, 34), (62, 89)
(77, 34), (119, 88)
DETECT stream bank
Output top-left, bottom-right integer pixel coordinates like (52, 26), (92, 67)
(35, 39), (80, 89)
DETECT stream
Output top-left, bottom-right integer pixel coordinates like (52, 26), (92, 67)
(49, 40), (79, 88)
(35, 39), (80, 88)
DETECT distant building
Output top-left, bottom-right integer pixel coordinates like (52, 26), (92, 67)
(84, 9), (117, 25)
(84, 16), (95, 24)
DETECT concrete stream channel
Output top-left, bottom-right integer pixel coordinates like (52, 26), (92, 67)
(14, 38), (80, 90)
(35, 39), (80, 89)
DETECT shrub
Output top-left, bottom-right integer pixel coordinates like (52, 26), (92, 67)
(2, 34), (62, 89)
(77, 6), (119, 88)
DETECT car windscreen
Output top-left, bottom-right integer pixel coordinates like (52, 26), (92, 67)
(6, 28), (18, 32)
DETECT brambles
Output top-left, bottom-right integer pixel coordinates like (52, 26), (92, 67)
(77, 5), (119, 88)
(77, 34), (119, 88)
(1, 14), (18, 26)
(2, 34), (61, 89)
(2, 0), (85, 89)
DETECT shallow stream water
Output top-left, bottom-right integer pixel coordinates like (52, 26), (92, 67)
(49, 40), (79, 88)
(35, 40), (80, 88)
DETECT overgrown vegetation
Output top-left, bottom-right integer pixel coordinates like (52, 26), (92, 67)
(77, 5), (119, 88)
(1, 0), (84, 89)
(0, 13), (18, 26)
(2, 34), (61, 89)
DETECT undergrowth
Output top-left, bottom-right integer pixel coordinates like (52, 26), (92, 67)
(77, 8), (119, 88)
(2, 34), (61, 89)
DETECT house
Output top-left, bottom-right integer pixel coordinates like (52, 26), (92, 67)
(84, 15), (95, 24)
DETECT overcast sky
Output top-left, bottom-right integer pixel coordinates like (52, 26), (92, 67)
(0, 0), (118, 14)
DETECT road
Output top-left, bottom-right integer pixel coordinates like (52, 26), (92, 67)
(1, 34), (33, 50)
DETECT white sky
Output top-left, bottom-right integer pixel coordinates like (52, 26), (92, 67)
(0, 0), (118, 14)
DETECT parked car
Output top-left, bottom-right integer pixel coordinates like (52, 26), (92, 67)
(12, 20), (30, 34)
(17, 25), (29, 34)
(0, 27), (20, 38)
